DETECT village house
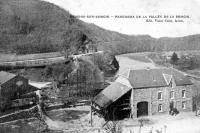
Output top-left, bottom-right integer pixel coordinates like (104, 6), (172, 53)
(93, 68), (193, 120)
(0, 71), (38, 112)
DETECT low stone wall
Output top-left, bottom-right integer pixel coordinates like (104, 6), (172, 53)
(0, 106), (40, 123)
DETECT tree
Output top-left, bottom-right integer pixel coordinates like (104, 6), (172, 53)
(62, 25), (89, 56)
(170, 52), (179, 65)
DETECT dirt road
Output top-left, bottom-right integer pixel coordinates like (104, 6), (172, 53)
(122, 112), (200, 133)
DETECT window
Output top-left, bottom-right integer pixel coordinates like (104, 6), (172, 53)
(182, 90), (186, 98)
(158, 104), (163, 112)
(182, 101), (186, 109)
(158, 92), (162, 100)
(170, 91), (175, 99)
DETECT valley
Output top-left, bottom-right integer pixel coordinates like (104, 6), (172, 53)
(0, 0), (200, 133)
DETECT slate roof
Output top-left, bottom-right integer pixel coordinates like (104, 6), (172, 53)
(120, 68), (192, 88)
(0, 71), (16, 85)
(128, 69), (168, 88)
(162, 68), (192, 86)
(94, 82), (131, 108)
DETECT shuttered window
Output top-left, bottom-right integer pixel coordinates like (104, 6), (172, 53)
(182, 90), (186, 98)
(158, 91), (162, 100)
(158, 104), (163, 112)
(170, 91), (175, 99)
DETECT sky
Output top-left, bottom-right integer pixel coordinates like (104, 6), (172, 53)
(44, 0), (200, 38)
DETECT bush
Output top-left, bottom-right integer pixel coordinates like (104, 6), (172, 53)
(170, 52), (179, 65)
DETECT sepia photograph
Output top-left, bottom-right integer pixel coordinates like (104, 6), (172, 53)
(0, 0), (200, 132)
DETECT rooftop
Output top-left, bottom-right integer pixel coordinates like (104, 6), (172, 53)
(0, 71), (16, 85)
(119, 67), (192, 88)
(93, 82), (131, 108)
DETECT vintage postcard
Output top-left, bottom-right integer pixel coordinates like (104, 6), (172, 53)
(0, 0), (200, 133)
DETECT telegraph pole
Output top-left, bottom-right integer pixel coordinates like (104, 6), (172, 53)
(90, 100), (93, 127)
(130, 88), (134, 118)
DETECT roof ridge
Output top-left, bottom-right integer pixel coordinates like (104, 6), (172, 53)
(115, 76), (133, 88)
(118, 68), (131, 79)
(127, 68), (131, 79)
(0, 71), (16, 85)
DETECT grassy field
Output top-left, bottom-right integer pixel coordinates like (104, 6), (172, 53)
(45, 106), (106, 132)
(120, 54), (151, 63)
(116, 53), (157, 75)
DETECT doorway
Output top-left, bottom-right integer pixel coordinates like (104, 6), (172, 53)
(137, 101), (148, 117)
(170, 101), (175, 110)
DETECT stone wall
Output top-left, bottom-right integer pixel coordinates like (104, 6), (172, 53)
(0, 106), (40, 123)
(132, 85), (193, 117)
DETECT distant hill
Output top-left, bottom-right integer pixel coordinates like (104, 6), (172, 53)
(0, 0), (200, 55)
(102, 34), (200, 55)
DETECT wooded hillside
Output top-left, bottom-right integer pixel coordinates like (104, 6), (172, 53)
(0, 0), (200, 55)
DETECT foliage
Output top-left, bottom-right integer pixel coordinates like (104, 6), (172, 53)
(0, 0), (86, 54)
(44, 61), (74, 83)
(1, 0), (200, 55)
(87, 52), (119, 76)
(149, 52), (200, 71)
(69, 57), (103, 84)
(170, 52), (179, 64)
(176, 54), (200, 70)
(43, 56), (106, 85)
(62, 25), (89, 56)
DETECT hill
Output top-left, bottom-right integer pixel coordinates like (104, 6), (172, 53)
(0, 0), (200, 55)
(101, 34), (200, 55)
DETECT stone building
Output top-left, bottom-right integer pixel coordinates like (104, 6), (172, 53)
(93, 68), (193, 119)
